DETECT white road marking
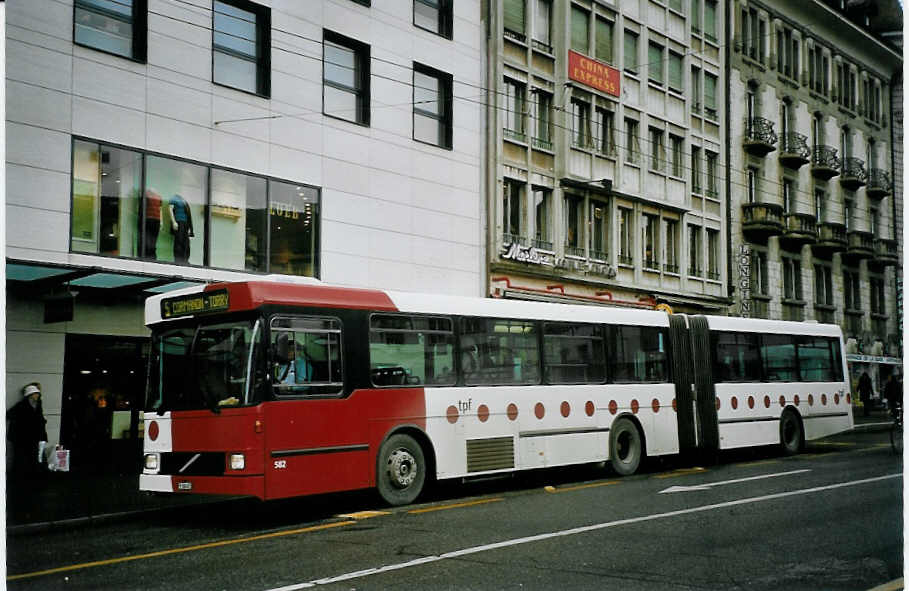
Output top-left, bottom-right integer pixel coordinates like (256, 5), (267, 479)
(659, 468), (811, 493)
(264, 473), (901, 591)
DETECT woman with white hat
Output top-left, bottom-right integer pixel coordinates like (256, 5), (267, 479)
(6, 382), (48, 475)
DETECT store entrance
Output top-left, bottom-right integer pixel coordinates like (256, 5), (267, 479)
(61, 335), (148, 474)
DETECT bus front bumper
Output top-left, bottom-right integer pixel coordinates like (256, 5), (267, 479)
(140, 474), (265, 499)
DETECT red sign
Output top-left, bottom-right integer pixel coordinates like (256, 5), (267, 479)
(568, 51), (620, 97)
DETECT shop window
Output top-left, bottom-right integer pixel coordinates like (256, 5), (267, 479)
(145, 155), (208, 266)
(74, 0), (147, 61)
(413, 63), (453, 149)
(269, 180), (320, 278)
(323, 31), (370, 125)
(209, 169), (267, 272)
(212, 0), (270, 96)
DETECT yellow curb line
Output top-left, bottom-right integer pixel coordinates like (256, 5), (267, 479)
(544, 481), (620, 493)
(408, 497), (504, 514)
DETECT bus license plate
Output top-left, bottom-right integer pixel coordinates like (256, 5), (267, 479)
(177, 481), (192, 491)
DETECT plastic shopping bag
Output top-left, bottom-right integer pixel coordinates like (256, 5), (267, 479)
(49, 446), (70, 472)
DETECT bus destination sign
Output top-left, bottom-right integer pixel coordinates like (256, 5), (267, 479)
(161, 289), (230, 319)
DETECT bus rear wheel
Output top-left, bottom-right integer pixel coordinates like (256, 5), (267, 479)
(779, 410), (803, 456)
(610, 418), (643, 476)
(377, 433), (426, 506)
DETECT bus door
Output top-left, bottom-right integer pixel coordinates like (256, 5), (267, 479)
(670, 315), (719, 460)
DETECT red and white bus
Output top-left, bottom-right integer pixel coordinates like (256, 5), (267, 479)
(140, 280), (852, 505)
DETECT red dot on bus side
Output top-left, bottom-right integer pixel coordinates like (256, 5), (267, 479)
(715, 398), (720, 410)
(731, 397), (738, 410)
(631, 399), (639, 414)
(794, 395), (800, 406)
(148, 421), (159, 441)
(779, 395), (786, 407)
(446, 405), (459, 424)
(507, 403), (519, 421)
(478, 404), (490, 422)
(560, 401), (570, 418)
(808, 394), (814, 406)
(608, 400), (618, 415)
(748, 396), (755, 409)
(535, 403), (545, 419)
(846, 393), (851, 404)
(672, 398), (678, 412)
(822, 394), (828, 406)
(585, 401), (595, 416)
(834, 393), (840, 405)
(764, 395), (771, 408)
(652, 399), (660, 413)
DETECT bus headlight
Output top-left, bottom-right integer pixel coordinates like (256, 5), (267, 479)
(144, 453), (160, 472)
(229, 453), (246, 470)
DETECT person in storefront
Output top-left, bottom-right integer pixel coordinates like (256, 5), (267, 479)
(7, 383), (48, 476)
(858, 371), (874, 417)
(884, 371), (902, 418)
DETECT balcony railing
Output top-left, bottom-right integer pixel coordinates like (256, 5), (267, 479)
(779, 132), (810, 169)
(743, 116), (778, 156)
(663, 263), (680, 274)
(742, 202), (784, 243)
(590, 249), (608, 261)
(844, 230), (874, 261)
(871, 238), (899, 268)
(531, 136), (553, 151)
(813, 222), (847, 257)
(811, 145), (840, 180)
(504, 128), (527, 143)
(867, 168), (892, 198)
(618, 254), (633, 266)
(781, 212), (817, 247)
(503, 233), (527, 246)
(840, 157), (867, 190)
(564, 244), (585, 258)
(532, 237), (553, 251)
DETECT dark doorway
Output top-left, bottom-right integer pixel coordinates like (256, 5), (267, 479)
(61, 335), (148, 474)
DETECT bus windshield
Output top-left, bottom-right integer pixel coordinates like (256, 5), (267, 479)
(147, 318), (263, 412)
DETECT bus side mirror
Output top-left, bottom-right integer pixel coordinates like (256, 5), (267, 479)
(274, 333), (291, 364)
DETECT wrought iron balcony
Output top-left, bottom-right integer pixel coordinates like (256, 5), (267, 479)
(871, 238), (899, 268)
(780, 212), (817, 248)
(844, 230), (874, 261)
(812, 222), (847, 257)
(503, 233), (527, 247)
(867, 169), (892, 198)
(743, 117), (778, 156)
(839, 157), (867, 190)
(742, 202), (784, 243)
(779, 132), (810, 169)
(811, 145), (840, 180)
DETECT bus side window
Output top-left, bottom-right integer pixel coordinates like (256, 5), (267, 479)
(270, 317), (344, 396)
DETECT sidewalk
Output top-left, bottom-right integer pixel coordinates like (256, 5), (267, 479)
(6, 405), (896, 535)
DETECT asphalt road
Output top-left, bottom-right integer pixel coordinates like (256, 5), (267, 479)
(7, 429), (903, 591)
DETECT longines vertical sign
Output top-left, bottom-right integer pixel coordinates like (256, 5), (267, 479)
(738, 244), (752, 317)
(568, 51), (621, 97)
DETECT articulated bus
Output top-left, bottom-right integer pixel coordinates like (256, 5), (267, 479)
(140, 280), (852, 506)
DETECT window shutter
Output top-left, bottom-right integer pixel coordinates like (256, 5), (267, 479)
(595, 18), (613, 63)
(571, 6), (588, 52)
(504, 0), (525, 35)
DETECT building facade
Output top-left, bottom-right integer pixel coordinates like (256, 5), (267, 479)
(5, 0), (484, 472)
(727, 0), (902, 395)
(484, 0), (730, 313)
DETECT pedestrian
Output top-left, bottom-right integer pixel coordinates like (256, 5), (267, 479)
(7, 382), (48, 476)
(858, 371), (874, 417)
(884, 371), (903, 418)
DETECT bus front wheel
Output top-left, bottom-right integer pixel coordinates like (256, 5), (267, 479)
(610, 418), (644, 476)
(377, 433), (426, 506)
(779, 410), (803, 456)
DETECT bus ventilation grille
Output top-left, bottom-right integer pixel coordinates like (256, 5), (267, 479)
(466, 437), (515, 473)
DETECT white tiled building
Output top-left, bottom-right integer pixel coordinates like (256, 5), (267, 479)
(5, 0), (484, 470)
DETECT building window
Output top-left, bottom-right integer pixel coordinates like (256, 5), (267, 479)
(669, 0), (683, 12)
(704, 72), (717, 119)
(649, 127), (665, 172)
(691, 66), (702, 112)
(594, 107), (615, 155)
(747, 167), (758, 203)
(752, 250), (769, 296)
(625, 118), (640, 164)
(664, 219), (679, 273)
(670, 135), (684, 177)
(815, 188), (825, 222)
(532, 90), (553, 150)
(323, 31), (370, 125)
(595, 16), (614, 64)
(503, 179), (525, 245)
(706, 228), (719, 280)
(71, 139), (320, 276)
(648, 41), (664, 85)
(624, 30), (638, 73)
(570, 5), (589, 54)
(782, 178), (794, 213)
(843, 268), (861, 312)
(844, 198), (853, 231)
(532, 0), (552, 52)
(504, 79), (526, 142)
(504, 0), (526, 42)
(564, 194), (584, 256)
(691, 0), (701, 34)
(643, 214), (660, 269)
(571, 98), (591, 148)
(777, 26), (798, 81)
(74, 0), (147, 61)
(705, 151), (718, 197)
(703, 0), (717, 42)
(815, 264), (834, 306)
(688, 224), (702, 277)
(590, 201), (609, 261)
(870, 207), (879, 236)
(618, 207), (633, 265)
(782, 257), (802, 301)
(691, 146), (702, 193)
(213, 0), (270, 96)
(533, 188), (552, 250)
(414, 0), (452, 38)
(668, 51), (683, 93)
(741, 7), (760, 61)
(413, 64), (453, 149)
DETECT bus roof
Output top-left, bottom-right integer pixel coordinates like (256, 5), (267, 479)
(704, 314), (843, 338)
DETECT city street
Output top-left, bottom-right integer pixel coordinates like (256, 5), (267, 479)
(7, 428), (902, 591)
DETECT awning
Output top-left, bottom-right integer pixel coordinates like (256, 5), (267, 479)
(6, 261), (204, 296)
(846, 354), (903, 365)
